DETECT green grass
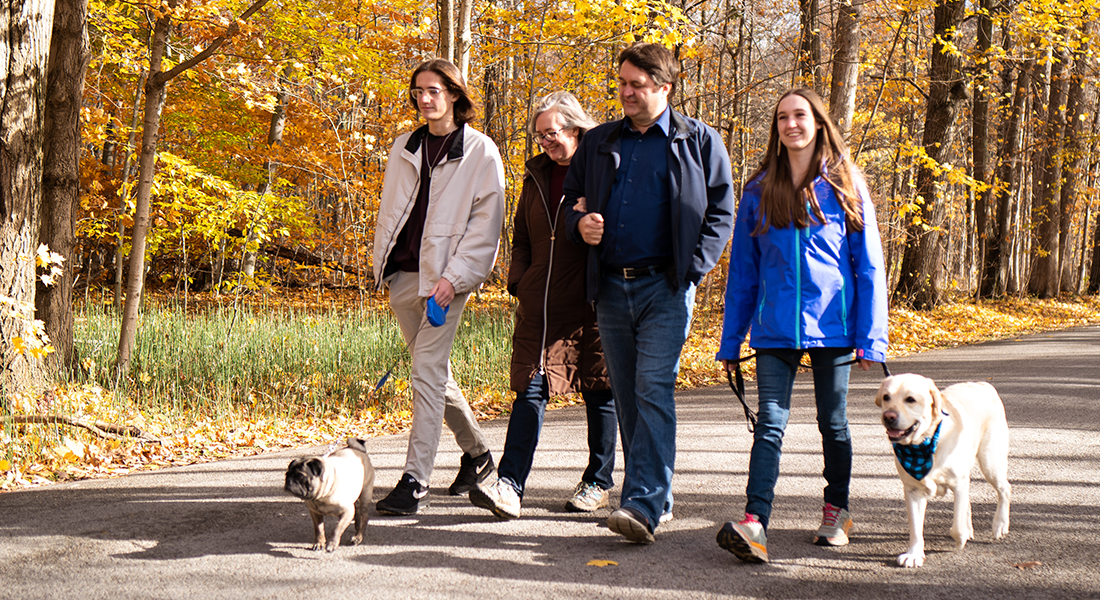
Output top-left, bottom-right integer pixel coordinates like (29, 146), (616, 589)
(72, 299), (517, 421)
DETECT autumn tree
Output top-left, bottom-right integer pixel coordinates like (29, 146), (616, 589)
(893, 0), (967, 309)
(115, 0), (271, 377)
(37, 0), (90, 375)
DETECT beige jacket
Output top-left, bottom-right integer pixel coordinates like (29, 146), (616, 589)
(372, 124), (505, 296)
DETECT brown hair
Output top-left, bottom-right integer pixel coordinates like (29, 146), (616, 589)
(617, 42), (679, 96)
(408, 59), (478, 124)
(749, 88), (865, 235)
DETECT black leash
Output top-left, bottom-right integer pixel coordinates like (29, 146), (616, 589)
(725, 352), (891, 433)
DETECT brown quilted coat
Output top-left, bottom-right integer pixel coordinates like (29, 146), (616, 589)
(508, 152), (610, 394)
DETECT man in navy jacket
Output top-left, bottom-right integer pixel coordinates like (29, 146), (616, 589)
(562, 42), (734, 543)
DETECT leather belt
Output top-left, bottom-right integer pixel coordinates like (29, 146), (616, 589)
(611, 263), (668, 280)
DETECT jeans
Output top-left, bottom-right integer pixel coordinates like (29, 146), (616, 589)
(596, 271), (695, 530)
(745, 347), (854, 530)
(497, 372), (617, 497)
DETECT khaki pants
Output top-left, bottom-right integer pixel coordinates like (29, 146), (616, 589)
(388, 271), (489, 485)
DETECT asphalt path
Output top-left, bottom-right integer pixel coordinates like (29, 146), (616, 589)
(2, 325), (1099, 599)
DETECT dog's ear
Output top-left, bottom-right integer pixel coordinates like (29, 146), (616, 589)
(875, 377), (891, 407)
(307, 458), (325, 477)
(928, 378), (943, 416)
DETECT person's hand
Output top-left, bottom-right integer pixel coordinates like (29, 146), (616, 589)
(857, 359), (875, 372)
(430, 277), (455, 308)
(579, 212), (604, 245)
(573, 196), (587, 212)
(721, 359), (736, 373)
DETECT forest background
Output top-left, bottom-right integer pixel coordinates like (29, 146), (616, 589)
(2, 0), (1099, 489)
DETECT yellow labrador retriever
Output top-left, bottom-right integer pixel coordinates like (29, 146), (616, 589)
(875, 374), (1011, 568)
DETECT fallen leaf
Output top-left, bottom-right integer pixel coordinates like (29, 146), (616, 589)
(1013, 561), (1042, 570)
(587, 560), (618, 567)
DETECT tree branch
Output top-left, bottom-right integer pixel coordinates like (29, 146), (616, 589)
(4, 415), (162, 443)
(155, 0), (273, 84)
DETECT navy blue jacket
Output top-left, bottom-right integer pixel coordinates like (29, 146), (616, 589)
(563, 109), (735, 304)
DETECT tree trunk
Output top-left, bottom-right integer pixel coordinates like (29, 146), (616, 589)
(828, 0), (861, 139)
(1057, 25), (1091, 292)
(796, 0), (821, 91)
(115, 0), (272, 376)
(37, 0), (90, 377)
(242, 86), (288, 280)
(438, 0), (454, 63)
(1, 0), (55, 395)
(456, 0), (472, 81)
(1028, 46), (1069, 298)
(893, 0), (967, 309)
(982, 59), (1030, 297)
(972, 0), (993, 297)
(113, 69), (146, 313)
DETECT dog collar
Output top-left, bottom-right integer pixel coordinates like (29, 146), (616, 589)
(893, 420), (943, 480)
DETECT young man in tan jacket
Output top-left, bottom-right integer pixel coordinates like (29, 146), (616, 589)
(371, 59), (505, 515)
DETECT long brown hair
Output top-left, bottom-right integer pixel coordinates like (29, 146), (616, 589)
(407, 59), (478, 125)
(749, 88), (865, 236)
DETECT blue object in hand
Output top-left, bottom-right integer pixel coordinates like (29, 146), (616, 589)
(426, 296), (449, 327)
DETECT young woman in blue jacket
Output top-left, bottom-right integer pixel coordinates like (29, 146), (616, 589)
(714, 88), (889, 563)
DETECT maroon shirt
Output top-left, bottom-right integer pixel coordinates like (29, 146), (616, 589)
(386, 129), (457, 275)
(548, 162), (569, 220)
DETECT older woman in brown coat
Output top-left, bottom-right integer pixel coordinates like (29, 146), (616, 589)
(469, 92), (616, 519)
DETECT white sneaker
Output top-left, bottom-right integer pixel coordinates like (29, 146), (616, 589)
(469, 478), (521, 519)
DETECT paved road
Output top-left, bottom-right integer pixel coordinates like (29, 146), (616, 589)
(2, 325), (1099, 599)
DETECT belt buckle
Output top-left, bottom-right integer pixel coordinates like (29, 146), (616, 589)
(622, 267), (636, 280)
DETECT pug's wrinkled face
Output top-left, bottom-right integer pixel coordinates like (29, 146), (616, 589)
(284, 457), (324, 500)
(876, 374), (939, 446)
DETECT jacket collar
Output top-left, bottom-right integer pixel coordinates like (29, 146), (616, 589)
(404, 123), (467, 161)
(599, 107), (696, 153)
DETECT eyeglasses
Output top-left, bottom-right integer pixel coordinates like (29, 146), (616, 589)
(533, 128), (566, 145)
(410, 87), (445, 100)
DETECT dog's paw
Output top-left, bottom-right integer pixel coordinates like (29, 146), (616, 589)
(898, 549), (925, 568)
(311, 542), (324, 551)
(993, 518), (1009, 540)
(350, 533), (363, 546)
(325, 541), (339, 553)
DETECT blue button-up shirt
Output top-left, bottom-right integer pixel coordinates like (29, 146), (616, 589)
(601, 107), (674, 269)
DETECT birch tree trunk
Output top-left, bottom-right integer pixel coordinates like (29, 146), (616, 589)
(456, 0), (472, 81)
(1, 0), (55, 394)
(37, 0), (90, 376)
(893, 0), (967, 308)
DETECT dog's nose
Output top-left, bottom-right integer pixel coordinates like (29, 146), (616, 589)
(883, 411), (899, 427)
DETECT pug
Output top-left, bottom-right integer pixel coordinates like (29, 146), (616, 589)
(284, 437), (375, 552)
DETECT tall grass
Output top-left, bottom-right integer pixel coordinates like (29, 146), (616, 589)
(73, 298), (517, 423)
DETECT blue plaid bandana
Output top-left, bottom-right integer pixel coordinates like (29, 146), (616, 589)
(893, 420), (943, 480)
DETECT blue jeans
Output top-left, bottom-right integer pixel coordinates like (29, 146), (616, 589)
(745, 347), (854, 530)
(597, 271), (695, 530)
(497, 372), (617, 497)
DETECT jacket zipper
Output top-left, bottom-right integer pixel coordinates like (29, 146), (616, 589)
(795, 226), (804, 349)
(530, 171), (556, 377)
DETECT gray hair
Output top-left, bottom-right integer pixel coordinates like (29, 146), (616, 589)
(526, 91), (598, 137)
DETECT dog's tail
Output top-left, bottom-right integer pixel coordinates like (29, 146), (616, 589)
(346, 437), (369, 453)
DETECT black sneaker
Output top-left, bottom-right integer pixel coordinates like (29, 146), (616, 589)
(376, 473), (429, 515)
(448, 450), (495, 495)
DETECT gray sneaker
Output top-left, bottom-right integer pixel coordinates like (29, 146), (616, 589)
(565, 482), (609, 512)
(469, 478), (521, 519)
(717, 514), (769, 563)
(813, 503), (853, 546)
(607, 507), (655, 544)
